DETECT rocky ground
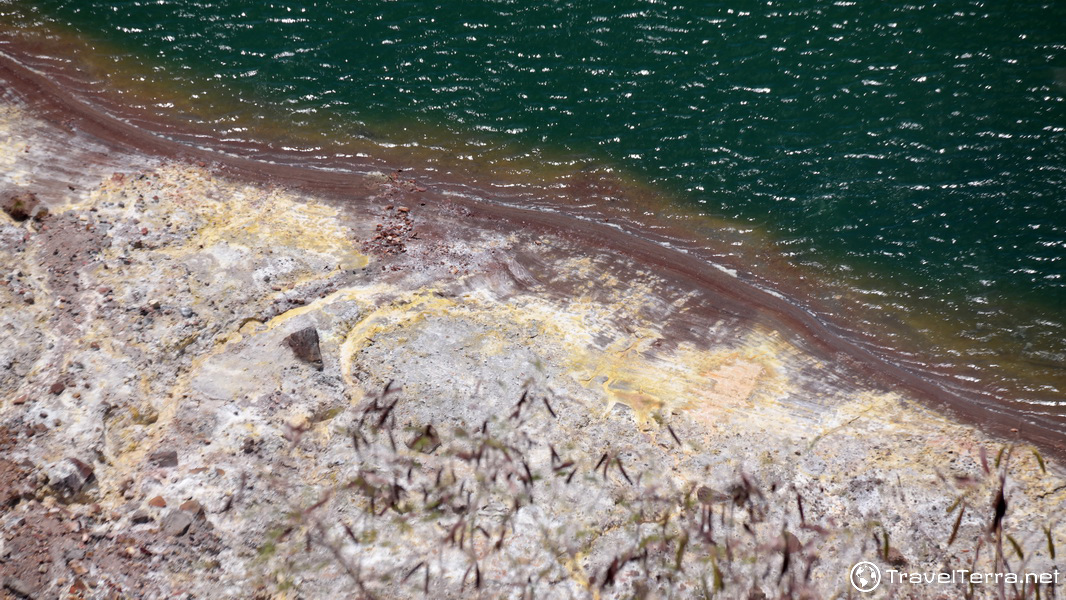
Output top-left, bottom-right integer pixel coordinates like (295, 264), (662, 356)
(1, 92), (1065, 600)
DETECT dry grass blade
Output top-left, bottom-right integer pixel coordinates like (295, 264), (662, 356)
(1032, 448), (1047, 474)
(666, 423), (682, 446)
(1007, 534), (1025, 560)
(542, 396), (557, 418)
(949, 504), (966, 546)
(991, 485), (1007, 534)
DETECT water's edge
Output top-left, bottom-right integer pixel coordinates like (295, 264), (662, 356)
(1, 42), (1064, 459)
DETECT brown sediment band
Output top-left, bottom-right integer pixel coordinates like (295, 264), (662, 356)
(1, 47), (1063, 459)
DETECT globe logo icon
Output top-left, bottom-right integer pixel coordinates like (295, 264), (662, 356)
(850, 561), (882, 593)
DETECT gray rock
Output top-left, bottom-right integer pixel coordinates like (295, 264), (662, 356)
(131, 510), (153, 524)
(2, 576), (33, 599)
(149, 450), (179, 468)
(161, 509), (193, 537)
(48, 457), (94, 500)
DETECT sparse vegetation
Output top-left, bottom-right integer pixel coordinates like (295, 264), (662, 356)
(252, 384), (1062, 599)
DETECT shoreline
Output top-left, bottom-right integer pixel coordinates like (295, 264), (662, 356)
(1, 44), (1062, 459)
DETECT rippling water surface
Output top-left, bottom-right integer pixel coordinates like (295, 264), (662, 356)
(3, 1), (1066, 429)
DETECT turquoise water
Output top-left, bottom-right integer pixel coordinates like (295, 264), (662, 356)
(4, 1), (1066, 419)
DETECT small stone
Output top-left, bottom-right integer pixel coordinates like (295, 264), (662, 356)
(160, 510), (193, 537)
(50, 382), (66, 395)
(1, 192), (41, 221)
(148, 450), (178, 468)
(179, 307), (194, 318)
(284, 327), (323, 371)
(147, 496), (166, 508)
(12, 396), (27, 405)
(69, 560), (88, 576)
(886, 546), (907, 567)
(397, 206), (410, 213)
(696, 486), (716, 505)
(3, 577), (34, 598)
(130, 510), (152, 524)
(48, 458), (94, 500)
(783, 531), (802, 553)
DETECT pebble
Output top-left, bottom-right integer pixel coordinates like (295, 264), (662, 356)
(131, 510), (152, 524)
(49, 457), (95, 499)
(160, 510), (193, 537)
(149, 450), (179, 468)
(283, 327), (323, 371)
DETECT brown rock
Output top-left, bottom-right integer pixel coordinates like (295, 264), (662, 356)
(284, 327), (323, 371)
(0, 458), (33, 506)
(69, 560), (88, 576)
(886, 546), (907, 567)
(180, 499), (205, 518)
(1, 192), (40, 221)
(49, 381), (66, 395)
(147, 496), (167, 508)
